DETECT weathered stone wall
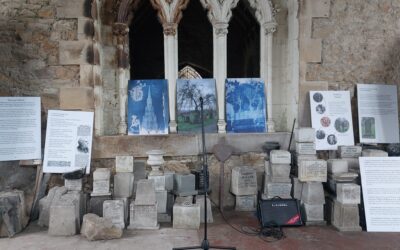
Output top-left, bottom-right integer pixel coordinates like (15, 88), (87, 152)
(299, 0), (400, 127)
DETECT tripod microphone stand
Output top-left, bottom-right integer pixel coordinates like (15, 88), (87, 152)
(173, 97), (236, 250)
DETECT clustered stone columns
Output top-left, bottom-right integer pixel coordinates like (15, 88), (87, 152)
(150, 0), (190, 133)
(200, 0), (239, 133)
(248, 0), (277, 132)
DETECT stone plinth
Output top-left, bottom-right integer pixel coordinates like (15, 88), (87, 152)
(270, 150), (291, 164)
(173, 203), (200, 229)
(332, 200), (361, 232)
(301, 182), (325, 205)
(128, 203), (159, 230)
(301, 203), (324, 223)
(230, 166), (257, 196)
(103, 200), (125, 229)
(298, 160), (327, 182)
(173, 174), (197, 196)
(336, 183), (360, 204)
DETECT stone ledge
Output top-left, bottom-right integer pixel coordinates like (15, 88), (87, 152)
(92, 132), (291, 159)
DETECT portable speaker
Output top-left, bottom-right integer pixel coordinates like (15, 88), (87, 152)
(257, 196), (303, 227)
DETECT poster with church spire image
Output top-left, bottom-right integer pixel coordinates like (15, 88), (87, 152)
(225, 78), (267, 133)
(176, 79), (218, 133)
(127, 80), (169, 135)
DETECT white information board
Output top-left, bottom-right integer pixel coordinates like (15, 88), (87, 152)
(310, 91), (355, 150)
(0, 97), (41, 161)
(357, 84), (399, 143)
(43, 110), (94, 174)
(360, 157), (400, 232)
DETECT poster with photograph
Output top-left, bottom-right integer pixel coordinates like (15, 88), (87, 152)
(176, 79), (217, 133)
(0, 97), (41, 161)
(127, 80), (169, 135)
(360, 157), (400, 232)
(43, 110), (94, 174)
(357, 84), (399, 143)
(226, 78), (266, 133)
(310, 91), (354, 150)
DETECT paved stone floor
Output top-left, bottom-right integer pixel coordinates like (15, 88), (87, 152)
(1, 209), (400, 250)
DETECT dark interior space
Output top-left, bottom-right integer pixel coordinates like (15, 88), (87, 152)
(227, 1), (260, 78)
(178, 0), (213, 78)
(130, 1), (164, 79)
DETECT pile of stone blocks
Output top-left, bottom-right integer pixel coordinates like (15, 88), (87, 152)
(293, 128), (327, 225)
(262, 150), (292, 200)
(230, 166), (258, 211)
(0, 190), (29, 237)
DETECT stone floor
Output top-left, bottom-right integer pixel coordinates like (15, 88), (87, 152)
(1, 208), (400, 250)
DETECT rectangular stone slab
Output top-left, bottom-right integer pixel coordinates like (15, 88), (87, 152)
(113, 173), (134, 198)
(270, 150), (291, 164)
(327, 159), (348, 174)
(230, 166), (257, 196)
(235, 195), (257, 211)
(116, 156), (134, 173)
(64, 178), (82, 192)
(295, 127), (315, 143)
(129, 203), (159, 230)
(103, 200), (125, 229)
(135, 180), (156, 205)
(295, 142), (316, 155)
(298, 160), (327, 182)
(173, 203), (200, 229)
(338, 146), (362, 158)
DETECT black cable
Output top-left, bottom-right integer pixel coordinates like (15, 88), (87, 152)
(209, 199), (285, 243)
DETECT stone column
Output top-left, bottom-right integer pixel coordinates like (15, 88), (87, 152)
(113, 23), (130, 135)
(150, 0), (189, 133)
(248, 0), (277, 132)
(200, 0), (239, 133)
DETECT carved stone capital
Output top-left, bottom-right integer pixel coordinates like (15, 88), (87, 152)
(113, 22), (129, 44)
(263, 22), (277, 35)
(150, 0), (189, 36)
(200, 0), (239, 26)
(248, 0), (277, 27)
(214, 22), (229, 36)
(163, 22), (178, 36)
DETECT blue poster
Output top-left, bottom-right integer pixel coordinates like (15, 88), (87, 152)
(176, 79), (218, 133)
(225, 78), (267, 133)
(127, 80), (169, 135)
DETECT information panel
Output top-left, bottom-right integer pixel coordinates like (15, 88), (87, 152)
(310, 91), (355, 150)
(0, 97), (41, 161)
(43, 110), (94, 174)
(360, 157), (400, 232)
(357, 84), (399, 143)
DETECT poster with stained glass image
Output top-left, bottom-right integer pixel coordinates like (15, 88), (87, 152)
(127, 79), (169, 135)
(310, 91), (354, 150)
(176, 79), (218, 133)
(225, 78), (267, 133)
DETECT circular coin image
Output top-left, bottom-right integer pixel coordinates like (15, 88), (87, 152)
(320, 117), (331, 127)
(313, 92), (323, 103)
(316, 104), (326, 114)
(327, 134), (337, 145)
(316, 130), (326, 140)
(334, 117), (350, 133)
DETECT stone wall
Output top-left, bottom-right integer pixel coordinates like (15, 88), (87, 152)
(299, 0), (400, 127)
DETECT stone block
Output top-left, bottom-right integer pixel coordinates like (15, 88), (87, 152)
(338, 146), (362, 158)
(336, 184), (360, 204)
(175, 196), (193, 206)
(164, 171), (175, 191)
(173, 203), (200, 229)
(294, 154), (318, 166)
(196, 195), (213, 223)
(155, 190), (167, 214)
(327, 159), (348, 174)
(301, 203), (324, 222)
(262, 182), (292, 199)
(342, 158), (360, 172)
(135, 179), (156, 205)
(295, 142), (316, 155)
(48, 195), (79, 236)
(230, 166), (257, 196)
(56, 0), (85, 18)
(59, 41), (87, 65)
(115, 155), (134, 173)
(270, 150), (291, 164)
(148, 175), (166, 191)
(38, 186), (68, 227)
(174, 174), (197, 196)
(292, 177), (304, 200)
(362, 149), (388, 157)
(269, 164), (291, 178)
(0, 190), (29, 237)
(114, 197), (129, 225)
(298, 160), (327, 182)
(59, 87), (94, 110)
(133, 161), (147, 194)
(88, 195), (111, 217)
(129, 203), (159, 230)
(103, 200), (125, 229)
(113, 173), (134, 198)
(81, 213), (122, 241)
(235, 195), (257, 211)
(332, 200), (361, 232)
(295, 127), (315, 143)
(64, 178), (82, 192)
(301, 182), (325, 205)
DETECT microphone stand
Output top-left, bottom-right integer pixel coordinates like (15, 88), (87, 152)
(173, 97), (236, 250)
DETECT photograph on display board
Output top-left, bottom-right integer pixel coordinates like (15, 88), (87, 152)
(310, 91), (355, 150)
(225, 78), (266, 133)
(176, 79), (217, 133)
(127, 80), (169, 135)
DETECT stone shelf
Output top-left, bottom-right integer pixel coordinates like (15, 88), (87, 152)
(92, 132), (291, 159)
